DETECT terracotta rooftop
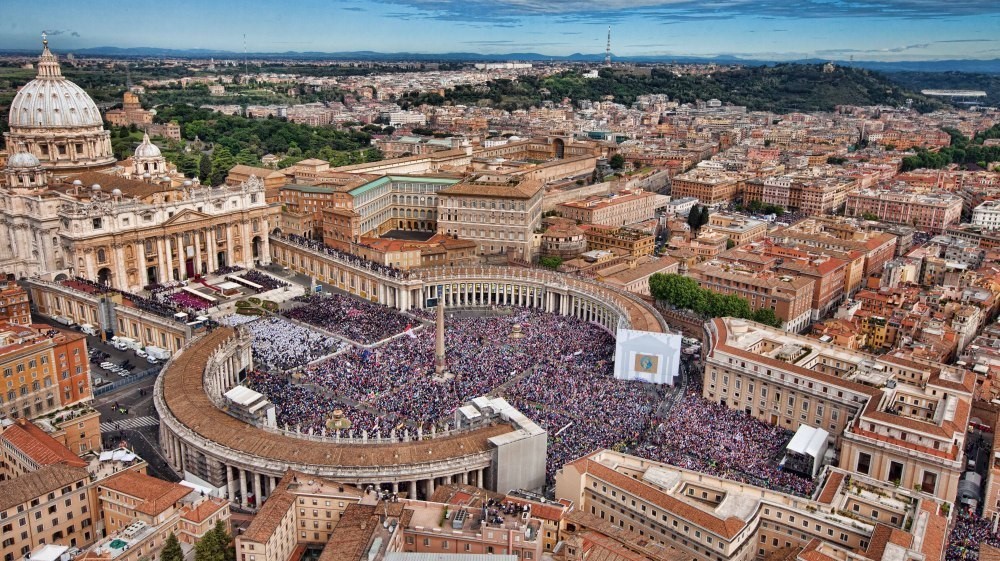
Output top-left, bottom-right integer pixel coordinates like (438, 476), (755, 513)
(0, 464), (89, 511)
(317, 504), (379, 561)
(99, 470), (193, 516)
(815, 472), (844, 505)
(56, 171), (178, 200)
(182, 497), (228, 524)
(438, 177), (543, 199)
(569, 458), (747, 540)
(1, 418), (87, 468)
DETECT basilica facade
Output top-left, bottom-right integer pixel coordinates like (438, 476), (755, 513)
(0, 39), (279, 291)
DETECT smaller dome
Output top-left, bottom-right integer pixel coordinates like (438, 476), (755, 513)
(91, 184), (101, 191)
(8, 149), (40, 169)
(111, 188), (123, 197)
(134, 133), (162, 158)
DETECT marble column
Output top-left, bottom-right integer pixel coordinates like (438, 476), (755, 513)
(194, 230), (203, 276)
(253, 471), (262, 508)
(409, 480), (417, 498)
(163, 236), (173, 282)
(238, 467), (248, 507)
(176, 233), (186, 279)
(207, 228), (217, 273)
(226, 224), (234, 268)
(476, 469), (484, 488)
(227, 465), (237, 501)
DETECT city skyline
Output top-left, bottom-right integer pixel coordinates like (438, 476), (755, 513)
(1, 0), (999, 62)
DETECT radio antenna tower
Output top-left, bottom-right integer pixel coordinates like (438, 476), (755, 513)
(605, 26), (612, 66)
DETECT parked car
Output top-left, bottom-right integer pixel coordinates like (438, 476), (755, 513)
(146, 357), (158, 365)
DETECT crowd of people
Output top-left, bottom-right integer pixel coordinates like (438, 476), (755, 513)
(241, 299), (816, 493)
(65, 277), (180, 319)
(947, 513), (1000, 561)
(283, 294), (413, 344)
(641, 387), (815, 496)
(213, 265), (244, 276)
(243, 317), (340, 371)
(246, 308), (664, 484)
(281, 234), (408, 279)
(241, 270), (289, 292)
(169, 290), (212, 311)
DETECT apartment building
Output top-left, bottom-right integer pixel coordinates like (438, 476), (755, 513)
(771, 218), (897, 280)
(0, 464), (92, 561)
(743, 176), (855, 215)
(0, 274), (31, 326)
(437, 175), (545, 261)
(718, 243), (848, 321)
(556, 450), (946, 561)
(239, 472), (546, 561)
(845, 188), (962, 233)
(701, 214), (768, 247)
(582, 226), (656, 257)
(236, 470), (365, 561)
(670, 170), (745, 206)
(704, 317), (972, 503)
(0, 322), (91, 422)
(972, 200), (1000, 230)
(689, 263), (815, 333)
(557, 189), (659, 227)
(80, 471), (230, 561)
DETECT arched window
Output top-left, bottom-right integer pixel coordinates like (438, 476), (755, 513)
(96, 248), (106, 263)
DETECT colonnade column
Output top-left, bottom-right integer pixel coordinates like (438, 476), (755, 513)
(253, 472), (263, 508)
(409, 480), (417, 499)
(227, 465), (237, 502)
(238, 467), (248, 508)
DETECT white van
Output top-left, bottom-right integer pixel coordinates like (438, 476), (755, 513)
(80, 324), (99, 337)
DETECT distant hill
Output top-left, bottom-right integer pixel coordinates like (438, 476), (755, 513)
(883, 71), (1000, 107)
(1, 45), (997, 73)
(398, 64), (946, 114)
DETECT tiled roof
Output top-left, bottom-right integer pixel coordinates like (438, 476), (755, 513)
(815, 472), (843, 504)
(317, 504), (379, 561)
(1, 419), (87, 468)
(99, 471), (192, 516)
(0, 464), (88, 511)
(182, 497), (228, 524)
(573, 458), (747, 540)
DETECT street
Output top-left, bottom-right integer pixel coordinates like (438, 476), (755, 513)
(91, 370), (179, 482)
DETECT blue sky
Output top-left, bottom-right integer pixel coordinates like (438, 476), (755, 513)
(2, 0), (1000, 61)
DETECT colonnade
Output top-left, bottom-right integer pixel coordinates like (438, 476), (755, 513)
(418, 280), (618, 332)
(159, 422), (490, 509)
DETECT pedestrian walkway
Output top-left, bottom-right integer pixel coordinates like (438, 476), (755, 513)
(100, 416), (159, 433)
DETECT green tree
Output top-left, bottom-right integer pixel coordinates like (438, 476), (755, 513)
(686, 205), (701, 232)
(195, 521), (234, 561)
(210, 147), (236, 186)
(538, 256), (563, 270)
(726, 238), (736, 250)
(161, 533), (183, 561)
(199, 153), (213, 182)
(699, 205), (710, 228)
(609, 154), (625, 170)
(235, 148), (260, 166)
(861, 212), (879, 221)
(751, 308), (783, 328)
(177, 153), (200, 178)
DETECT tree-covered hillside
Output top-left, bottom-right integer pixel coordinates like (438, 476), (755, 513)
(399, 64), (944, 113)
(884, 71), (1000, 107)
